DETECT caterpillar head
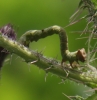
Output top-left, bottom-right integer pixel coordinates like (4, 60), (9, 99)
(76, 48), (87, 62)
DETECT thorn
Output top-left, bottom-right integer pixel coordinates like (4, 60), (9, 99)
(70, 8), (80, 20)
(4, 58), (10, 63)
(31, 60), (38, 64)
(27, 63), (31, 72)
(65, 16), (86, 28)
(36, 50), (41, 61)
(62, 93), (72, 100)
(84, 88), (96, 92)
(76, 37), (88, 40)
(51, 73), (54, 77)
(39, 46), (46, 54)
(70, 6), (85, 23)
(15, 56), (20, 60)
(70, 30), (92, 34)
(58, 79), (65, 84)
(45, 66), (52, 71)
(10, 53), (13, 65)
(63, 69), (69, 77)
(85, 93), (91, 97)
(61, 64), (69, 77)
(45, 73), (48, 82)
(80, 20), (92, 36)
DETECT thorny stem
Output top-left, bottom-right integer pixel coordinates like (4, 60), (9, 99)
(0, 28), (97, 88)
(0, 0), (97, 99)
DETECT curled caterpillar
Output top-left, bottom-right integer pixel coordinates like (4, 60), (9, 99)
(19, 25), (86, 67)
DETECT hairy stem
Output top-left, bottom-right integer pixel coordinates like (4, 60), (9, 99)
(0, 33), (97, 88)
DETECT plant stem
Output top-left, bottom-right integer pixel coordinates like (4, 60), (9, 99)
(0, 34), (97, 88)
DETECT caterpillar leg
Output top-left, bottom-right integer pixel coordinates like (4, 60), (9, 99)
(69, 61), (80, 68)
(61, 59), (70, 68)
(61, 59), (67, 67)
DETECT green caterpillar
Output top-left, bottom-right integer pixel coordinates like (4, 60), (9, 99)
(19, 25), (86, 67)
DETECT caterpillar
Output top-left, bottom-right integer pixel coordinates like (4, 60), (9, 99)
(19, 25), (86, 67)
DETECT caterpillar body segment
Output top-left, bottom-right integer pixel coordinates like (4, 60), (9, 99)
(19, 25), (86, 67)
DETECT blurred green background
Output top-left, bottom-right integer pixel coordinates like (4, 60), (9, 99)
(0, 0), (93, 100)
